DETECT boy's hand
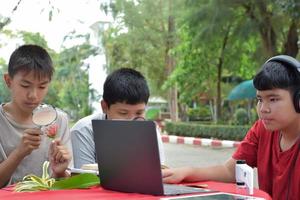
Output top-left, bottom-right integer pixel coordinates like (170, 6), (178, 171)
(16, 129), (42, 157)
(162, 168), (189, 184)
(49, 139), (71, 178)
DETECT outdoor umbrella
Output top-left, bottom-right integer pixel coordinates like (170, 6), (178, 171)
(227, 80), (256, 101)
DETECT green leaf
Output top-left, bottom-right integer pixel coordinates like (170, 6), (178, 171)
(25, 175), (46, 186)
(14, 181), (50, 192)
(14, 161), (55, 192)
(42, 161), (50, 179)
(50, 173), (100, 190)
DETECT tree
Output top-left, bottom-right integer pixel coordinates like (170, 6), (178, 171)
(166, 0), (299, 122)
(102, 0), (184, 121)
(0, 1), (100, 120)
(101, 0), (299, 122)
(166, 0), (259, 122)
(239, 0), (300, 57)
(0, 30), (98, 120)
(0, 58), (9, 103)
(0, 0), (22, 31)
(50, 41), (98, 120)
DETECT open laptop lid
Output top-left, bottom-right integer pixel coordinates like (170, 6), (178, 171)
(92, 119), (164, 195)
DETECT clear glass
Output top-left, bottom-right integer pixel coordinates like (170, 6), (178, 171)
(32, 104), (58, 138)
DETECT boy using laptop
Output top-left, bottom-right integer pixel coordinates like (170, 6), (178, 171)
(0, 45), (72, 187)
(71, 68), (165, 169)
(162, 55), (300, 199)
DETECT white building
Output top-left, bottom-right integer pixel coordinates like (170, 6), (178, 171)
(87, 19), (111, 113)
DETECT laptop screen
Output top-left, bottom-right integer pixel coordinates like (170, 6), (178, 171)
(92, 120), (164, 195)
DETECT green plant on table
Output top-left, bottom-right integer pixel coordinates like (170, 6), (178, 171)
(14, 161), (55, 192)
(14, 161), (100, 192)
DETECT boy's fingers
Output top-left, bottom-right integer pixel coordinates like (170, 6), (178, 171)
(161, 169), (173, 178)
(25, 128), (42, 135)
(53, 139), (61, 145)
(24, 134), (41, 142)
(162, 176), (175, 184)
(30, 143), (41, 149)
(54, 151), (62, 162)
(51, 143), (70, 163)
(49, 140), (57, 156)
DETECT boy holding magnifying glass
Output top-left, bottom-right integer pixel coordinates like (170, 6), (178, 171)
(0, 44), (72, 188)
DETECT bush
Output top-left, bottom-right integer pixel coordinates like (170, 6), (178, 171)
(146, 108), (160, 120)
(234, 108), (248, 125)
(187, 106), (211, 121)
(165, 122), (250, 141)
(250, 108), (258, 124)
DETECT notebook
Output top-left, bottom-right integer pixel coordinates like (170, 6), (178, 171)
(92, 119), (212, 196)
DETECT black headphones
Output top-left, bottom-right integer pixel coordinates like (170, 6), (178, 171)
(266, 55), (300, 113)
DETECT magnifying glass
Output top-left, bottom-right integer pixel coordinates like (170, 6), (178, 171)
(132, 116), (145, 121)
(32, 104), (57, 128)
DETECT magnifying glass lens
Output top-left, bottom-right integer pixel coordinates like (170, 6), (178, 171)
(32, 105), (57, 126)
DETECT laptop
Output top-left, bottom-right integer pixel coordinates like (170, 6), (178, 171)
(92, 119), (212, 196)
(161, 192), (265, 200)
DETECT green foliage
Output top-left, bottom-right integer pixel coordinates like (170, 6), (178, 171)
(101, 0), (299, 122)
(101, 0), (184, 97)
(233, 108), (249, 125)
(187, 106), (211, 121)
(165, 122), (250, 141)
(165, 0), (260, 105)
(51, 173), (99, 190)
(19, 31), (49, 49)
(14, 161), (55, 192)
(275, 0), (300, 18)
(14, 161), (99, 192)
(0, 59), (9, 103)
(250, 107), (259, 124)
(48, 42), (98, 120)
(0, 31), (98, 121)
(1, 0), (298, 123)
(146, 108), (160, 120)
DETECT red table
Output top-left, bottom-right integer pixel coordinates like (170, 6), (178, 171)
(0, 181), (272, 200)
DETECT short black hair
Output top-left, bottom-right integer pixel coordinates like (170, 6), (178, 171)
(253, 61), (300, 94)
(103, 68), (150, 107)
(8, 44), (54, 79)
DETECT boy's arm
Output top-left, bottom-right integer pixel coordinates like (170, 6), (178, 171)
(0, 149), (25, 188)
(70, 128), (96, 168)
(49, 139), (71, 178)
(162, 158), (236, 184)
(56, 111), (73, 168)
(185, 158), (236, 182)
(0, 129), (42, 188)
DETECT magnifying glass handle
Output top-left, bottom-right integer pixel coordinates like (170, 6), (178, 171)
(40, 126), (46, 135)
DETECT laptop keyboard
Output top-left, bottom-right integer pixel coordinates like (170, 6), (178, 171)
(163, 184), (211, 196)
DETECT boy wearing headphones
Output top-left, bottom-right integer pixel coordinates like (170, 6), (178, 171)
(162, 55), (300, 199)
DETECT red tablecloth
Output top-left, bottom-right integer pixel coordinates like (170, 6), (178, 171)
(0, 181), (272, 200)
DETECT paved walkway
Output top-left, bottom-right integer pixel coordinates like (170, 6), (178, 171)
(161, 134), (241, 148)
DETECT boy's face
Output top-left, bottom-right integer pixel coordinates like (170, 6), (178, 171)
(256, 88), (299, 131)
(101, 100), (146, 120)
(4, 70), (50, 114)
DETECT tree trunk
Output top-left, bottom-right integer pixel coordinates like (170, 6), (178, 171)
(165, 0), (178, 122)
(243, 1), (277, 57)
(216, 59), (222, 122)
(209, 100), (216, 122)
(215, 24), (231, 122)
(256, 1), (277, 57)
(283, 19), (299, 57)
